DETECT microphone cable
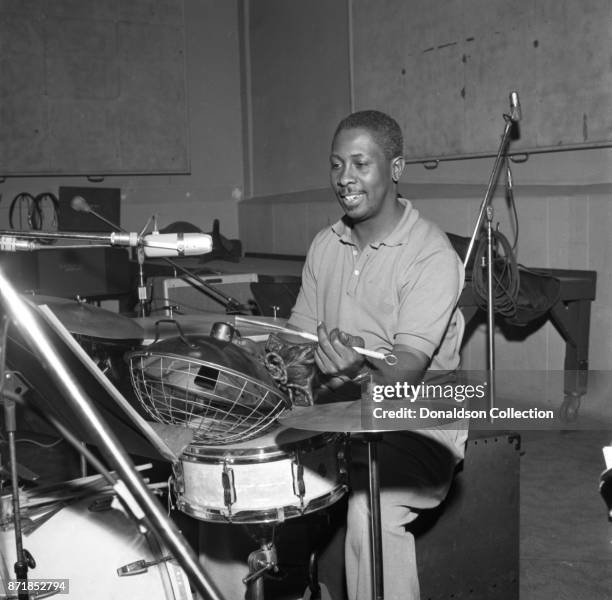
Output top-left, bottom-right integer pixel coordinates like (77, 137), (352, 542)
(33, 192), (59, 231)
(8, 192), (38, 230)
(8, 191), (59, 232)
(470, 225), (520, 319)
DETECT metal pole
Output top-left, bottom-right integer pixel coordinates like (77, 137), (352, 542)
(463, 92), (521, 271)
(486, 207), (496, 418)
(367, 435), (384, 600)
(0, 268), (224, 600)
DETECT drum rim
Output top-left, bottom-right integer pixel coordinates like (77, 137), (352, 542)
(176, 484), (347, 524)
(181, 431), (345, 462)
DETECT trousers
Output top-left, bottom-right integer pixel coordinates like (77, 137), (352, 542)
(345, 428), (466, 600)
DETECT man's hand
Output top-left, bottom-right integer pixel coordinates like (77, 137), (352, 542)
(315, 322), (365, 379)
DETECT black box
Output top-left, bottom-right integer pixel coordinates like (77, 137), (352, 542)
(36, 247), (132, 300)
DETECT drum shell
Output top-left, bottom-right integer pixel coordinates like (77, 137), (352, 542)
(0, 497), (190, 600)
(174, 428), (348, 524)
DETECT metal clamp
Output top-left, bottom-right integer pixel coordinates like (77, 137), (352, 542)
(291, 456), (305, 508)
(222, 463), (236, 514)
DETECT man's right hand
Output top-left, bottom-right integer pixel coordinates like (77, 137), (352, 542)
(314, 322), (365, 380)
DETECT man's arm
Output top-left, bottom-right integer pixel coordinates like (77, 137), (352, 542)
(315, 321), (429, 387)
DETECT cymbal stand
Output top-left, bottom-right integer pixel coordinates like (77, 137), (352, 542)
(0, 316), (32, 600)
(242, 525), (278, 600)
(364, 433), (384, 600)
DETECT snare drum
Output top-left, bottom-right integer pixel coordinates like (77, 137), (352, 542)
(0, 497), (191, 600)
(174, 426), (348, 524)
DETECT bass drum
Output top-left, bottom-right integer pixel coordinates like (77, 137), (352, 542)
(0, 496), (191, 600)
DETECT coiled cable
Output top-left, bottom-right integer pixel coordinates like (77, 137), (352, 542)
(470, 227), (520, 318)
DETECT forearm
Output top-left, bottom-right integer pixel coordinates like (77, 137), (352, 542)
(366, 348), (429, 387)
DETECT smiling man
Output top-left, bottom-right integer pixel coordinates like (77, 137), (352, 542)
(288, 110), (467, 600)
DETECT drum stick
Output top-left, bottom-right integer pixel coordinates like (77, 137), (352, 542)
(235, 316), (397, 364)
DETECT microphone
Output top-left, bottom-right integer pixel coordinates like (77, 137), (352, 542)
(71, 196), (91, 213)
(69, 198), (213, 257)
(141, 232), (213, 258)
(0, 236), (40, 252)
(509, 91), (521, 123)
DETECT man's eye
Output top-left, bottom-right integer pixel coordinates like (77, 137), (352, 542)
(330, 163), (341, 170)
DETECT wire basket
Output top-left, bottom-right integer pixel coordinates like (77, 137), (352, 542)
(128, 340), (290, 446)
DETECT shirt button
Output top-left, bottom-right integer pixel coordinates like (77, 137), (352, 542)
(354, 270), (360, 276)
(352, 250), (357, 256)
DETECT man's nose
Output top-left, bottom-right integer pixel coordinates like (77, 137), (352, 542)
(337, 164), (355, 186)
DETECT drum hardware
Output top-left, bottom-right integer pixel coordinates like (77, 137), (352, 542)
(0, 315), (34, 600)
(242, 530), (278, 600)
(221, 463), (237, 517)
(117, 554), (174, 577)
(209, 321), (237, 343)
(0, 269), (225, 600)
(0, 372), (39, 489)
(291, 455), (306, 509)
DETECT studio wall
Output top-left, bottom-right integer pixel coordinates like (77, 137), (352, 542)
(0, 0), (244, 238)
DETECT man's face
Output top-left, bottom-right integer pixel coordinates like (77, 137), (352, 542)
(330, 127), (396, 223)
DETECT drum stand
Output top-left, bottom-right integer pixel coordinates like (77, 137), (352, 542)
(242, 525), (278, 600)
(364, 433), (384, 600)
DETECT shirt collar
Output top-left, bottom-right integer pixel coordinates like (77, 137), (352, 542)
(331, 197), (416, 248)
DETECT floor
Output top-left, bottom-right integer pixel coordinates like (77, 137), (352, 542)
(520, 429), (612, 600)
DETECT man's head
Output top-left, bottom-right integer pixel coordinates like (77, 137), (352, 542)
(333, 110), (404, 162)
(330, 110), (405, 225)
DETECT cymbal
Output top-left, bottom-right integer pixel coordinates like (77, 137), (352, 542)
(279, 399), (461, 434)
(24, 295), (143, 340)
(134, 313), (287, 344)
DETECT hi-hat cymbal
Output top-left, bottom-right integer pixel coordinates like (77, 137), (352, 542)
(279, 399), (461, 434)
(24, 295), (143, 340)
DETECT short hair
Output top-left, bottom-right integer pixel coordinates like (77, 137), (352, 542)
(333, 110), (404, 160)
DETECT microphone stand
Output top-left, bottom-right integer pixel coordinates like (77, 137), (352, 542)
(71, 207), (246, 314)
(0, 316), (31, 600)
(0, 268), (225, 600)
(0, 220), (247, 314)
(463, 92), (521, 415)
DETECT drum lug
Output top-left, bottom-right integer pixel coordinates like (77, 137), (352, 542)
(291, 457), (306, 509)
(172, 462), (185, 494)
(222, 463), (236, 516)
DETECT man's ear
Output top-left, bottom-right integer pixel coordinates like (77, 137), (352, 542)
(391, 156), (405, 183)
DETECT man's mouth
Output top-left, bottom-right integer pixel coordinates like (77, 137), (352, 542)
(342, 193), (365, 207)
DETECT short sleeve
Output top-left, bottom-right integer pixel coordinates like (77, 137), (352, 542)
(394, 248), (464, 357)
(288, 244), (319, 335)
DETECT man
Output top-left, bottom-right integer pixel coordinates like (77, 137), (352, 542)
(287, 110), (466, 599)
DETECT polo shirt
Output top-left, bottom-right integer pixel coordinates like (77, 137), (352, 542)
(289, 197), (465, 372)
